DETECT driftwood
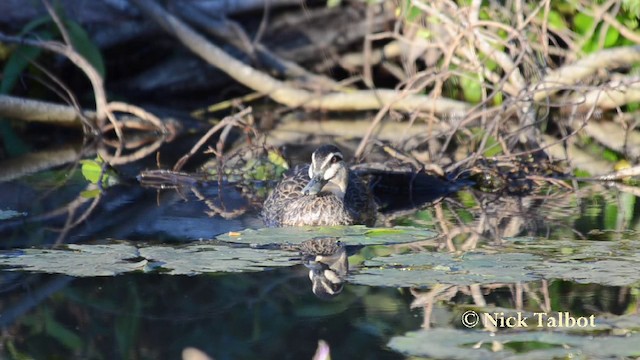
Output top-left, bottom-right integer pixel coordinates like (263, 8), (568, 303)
(131, 0), (470, 115)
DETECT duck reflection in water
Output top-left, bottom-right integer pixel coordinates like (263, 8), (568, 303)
(285, 238), (349, 299)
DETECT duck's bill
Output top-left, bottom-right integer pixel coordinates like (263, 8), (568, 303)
(302, 175), (326, 195)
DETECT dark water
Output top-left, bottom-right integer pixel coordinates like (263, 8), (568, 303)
(1, 271), (633, 359)
(2, 270), (417, 359)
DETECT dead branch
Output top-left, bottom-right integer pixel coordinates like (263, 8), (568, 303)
(173, 108), (252, 172)
(531, 45), (640, 102)
(0, 94), (94, 126)
(130, 0), (469, 115)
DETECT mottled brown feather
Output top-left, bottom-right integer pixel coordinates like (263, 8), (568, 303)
(263, 164), (375, 227)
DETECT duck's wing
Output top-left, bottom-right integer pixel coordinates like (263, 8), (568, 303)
(272, 164), (309, 199)
(345, 173), (377, 225)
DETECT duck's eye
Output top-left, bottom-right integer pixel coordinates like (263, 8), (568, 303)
(330, 155), (340, 164)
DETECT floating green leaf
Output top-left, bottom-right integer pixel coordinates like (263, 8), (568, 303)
(0, 244), (144, 277)
(388, 328), (640, 359)
(216, 226), (437, 247)
(139, 245), (294, 275)
(351, 238), (640, 288)
(352, 252), (540, 287)
(0, 243), (296, 277)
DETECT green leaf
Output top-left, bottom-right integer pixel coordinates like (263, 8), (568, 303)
(493, 90), (503, 105)
(80, 189), (101, 199)
(389, 328), (640, 359)
(460, 76), (482, 103)
(65, 20), (106, 78)
(574, 169), (591, 178)
(268, 150), (289, 170)
(547, 10), (568, 30)
(217, 226), (437, 247)
(603, 202), (617, 230)
(80, 159), (104, 184)
(364, 228), (406, 237)
(603, 26), (620, 47)
(602, 149), (619, 162)
(20, 15), (52, 35)
(44, 310), (83, 350)
(623, 0), (640, 19)
(574, 13), (594, 35)
(80, 158), (119, 187)
(470, 128), (502, 157)
(1, 45), (43, 94)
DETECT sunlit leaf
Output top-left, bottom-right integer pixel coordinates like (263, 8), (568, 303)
(603, 26), (620, 47)
(268, 150), (289, 170)
(80, 189), (101, 199)
(80, 158), (119, 187)
(460, 76), (482, 103)
(574, 13), (594, 35)
(546, 10), (568, 30)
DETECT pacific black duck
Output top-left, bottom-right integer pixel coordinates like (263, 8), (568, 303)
(262, 145), (375, 227)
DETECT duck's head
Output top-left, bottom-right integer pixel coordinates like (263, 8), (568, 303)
(302, 145), (349, 198)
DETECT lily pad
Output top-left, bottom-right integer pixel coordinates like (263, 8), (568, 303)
(388, 328), (640, 359)
(351, 237), (640, 287)
(216, 225), (436, 247)
(0, 243), (296, 277)
(352, 252), (540, 287)
(0, 244), (144, 277)
(139, 244), (294, 275)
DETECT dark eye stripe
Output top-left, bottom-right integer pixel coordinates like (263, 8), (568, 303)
(320, 152), (343, 169)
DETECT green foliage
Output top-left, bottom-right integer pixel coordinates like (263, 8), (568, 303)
(21, 308), (83, 351)
(460, 75), (483, 104)
(545, 10), (569, 30)
(2, 9), (105, 91)
(1, 8), (105, 157)
(622, 0), (640, 18)
(469, 127), (503, 157)
(573, 168), (591, 178)
(65, 20), (105, 78)
(398, 0), (424, 23)
(79, 157), (120, 189)
(572, 4), (638, 53)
